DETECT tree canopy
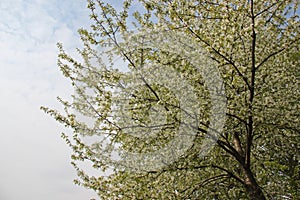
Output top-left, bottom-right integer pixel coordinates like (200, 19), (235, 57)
(42, 0), (300, 199)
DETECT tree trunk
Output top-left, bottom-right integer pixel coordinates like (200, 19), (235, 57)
(243, 167), (266, 200)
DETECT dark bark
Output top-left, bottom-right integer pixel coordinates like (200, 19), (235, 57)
(243, 1), (266, 200)
(243, 167), (266, 200)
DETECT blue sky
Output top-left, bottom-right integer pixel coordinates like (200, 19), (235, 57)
(0, 0), (98, 199)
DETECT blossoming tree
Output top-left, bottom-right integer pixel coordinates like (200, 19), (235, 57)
(42, 0), (299, 199)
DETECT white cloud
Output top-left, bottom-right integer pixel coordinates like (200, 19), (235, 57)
(0, 0), (99, 200)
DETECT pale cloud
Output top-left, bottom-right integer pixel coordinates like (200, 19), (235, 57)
(0, 0), (98, 200)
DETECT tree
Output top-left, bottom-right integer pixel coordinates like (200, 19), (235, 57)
(42, 0), (300, 199)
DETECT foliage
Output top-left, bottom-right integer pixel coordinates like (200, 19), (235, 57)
(42, 0), (300, 199)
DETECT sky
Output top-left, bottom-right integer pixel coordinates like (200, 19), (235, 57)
(0, 0), (100, 199)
